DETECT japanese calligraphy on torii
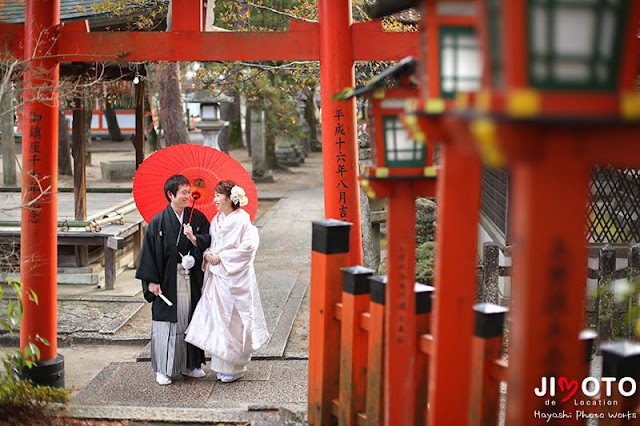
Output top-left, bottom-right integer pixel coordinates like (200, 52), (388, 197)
(25, 112), (43, 223)
(334, 109), (349, 218)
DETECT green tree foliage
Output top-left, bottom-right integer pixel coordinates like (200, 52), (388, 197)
(0, 281), (70, 424)
(90, 0), (168, 31)
(94, 0), (416, 160)
(197, 1), (415, 167)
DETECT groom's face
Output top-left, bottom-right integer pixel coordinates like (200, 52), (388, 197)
(170, 184), (192, 210)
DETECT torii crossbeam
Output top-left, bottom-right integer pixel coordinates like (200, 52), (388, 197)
(0, 0), (418, 386)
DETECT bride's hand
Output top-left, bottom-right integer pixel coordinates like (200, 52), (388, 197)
(205, 253), (221, 265)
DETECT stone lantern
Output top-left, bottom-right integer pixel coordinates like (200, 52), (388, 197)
(188, 91), (231, 150)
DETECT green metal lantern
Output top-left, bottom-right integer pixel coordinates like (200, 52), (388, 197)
(482, 0), (638, 93)
(376, 97), (426, 169)
(335, 57), (434, 178)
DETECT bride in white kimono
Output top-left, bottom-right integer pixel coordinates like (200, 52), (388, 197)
(185, 180), (269, 382)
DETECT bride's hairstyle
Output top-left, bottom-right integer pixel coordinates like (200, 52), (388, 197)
(215, 180), (240, 210)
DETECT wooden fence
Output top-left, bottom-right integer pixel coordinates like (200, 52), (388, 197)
(309, 220), (640, 425)
(480, 242), (640, 343)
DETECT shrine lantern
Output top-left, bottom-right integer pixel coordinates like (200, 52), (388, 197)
(335, 57), (435, 191)
(400, 0), (483, 154)
(367, 82), (427, 174)
(476, 0), (640, 119)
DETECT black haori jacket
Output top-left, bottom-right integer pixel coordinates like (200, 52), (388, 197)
(136, 205), (211, 323)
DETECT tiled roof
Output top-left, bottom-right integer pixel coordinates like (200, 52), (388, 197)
(391, 8), (420, 24)
(0, 0), (167, 25)
(0, 1), (104, 23)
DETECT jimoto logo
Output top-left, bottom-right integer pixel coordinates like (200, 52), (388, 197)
(535, 376), (637, 402)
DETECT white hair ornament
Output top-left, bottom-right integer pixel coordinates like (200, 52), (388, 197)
(230, 185), (249, 207)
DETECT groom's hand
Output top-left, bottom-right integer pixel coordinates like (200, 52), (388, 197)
(149, 282), (161, 296)
(183, 223), (197, 245)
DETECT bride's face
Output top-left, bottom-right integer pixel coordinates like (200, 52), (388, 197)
(214, 191), (233, 213)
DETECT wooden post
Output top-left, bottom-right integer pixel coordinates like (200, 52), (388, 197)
(72, 95), (86, 220)
(470, 303), (508, 426)
(506, 136), (589, 424)
(598, 245), (616, 344)
(429, 145), (482, 425)
(339, 265), (373, 426)
(133, 222), (144, 268)
(318, 0), (363, 266)
(308, 219), (351, 425)
(72, 94), (88, 266)
(599, 341), (640, 423)
(385, 181), (418, 425)
(21, 0), (61, 373)
(133, 78), (145, 168)
(414, 283), (434, 426)
(366, 275), (386, 426)
(579, 329), (597, 380)
(171, 0), (202, 32)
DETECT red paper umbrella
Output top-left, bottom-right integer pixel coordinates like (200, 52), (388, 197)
(133, 144), (258, 223)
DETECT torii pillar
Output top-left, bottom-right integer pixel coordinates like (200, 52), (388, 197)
(20, 0), (64, 386)
(8, 0), (419, 387)
(319, 0), (362, 266)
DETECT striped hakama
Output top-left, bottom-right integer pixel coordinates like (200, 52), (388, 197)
(151, 265), (191, 378)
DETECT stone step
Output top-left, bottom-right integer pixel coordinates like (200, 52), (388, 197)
(0, 272), (100, 285)
(58, 266), (96, 274)
(1, 250), (135, 286)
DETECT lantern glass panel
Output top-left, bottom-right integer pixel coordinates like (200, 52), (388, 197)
(383, 116), (425, 168)
(201, 104), (217, 120)
(437, 1), (477, 16)
(486, 0), (504, 89)
(528, 0), (626, 90)
(440, 27), (482, 99)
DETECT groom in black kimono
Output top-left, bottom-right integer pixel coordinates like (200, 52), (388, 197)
(136, 174), (211, 385)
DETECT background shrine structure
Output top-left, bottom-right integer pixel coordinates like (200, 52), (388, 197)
(0, 0), (418, 393)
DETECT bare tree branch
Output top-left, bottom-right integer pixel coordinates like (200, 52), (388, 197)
(247, 1), (317, 23)
(0, 59), (18, 101)
(21, 171), (54, 210)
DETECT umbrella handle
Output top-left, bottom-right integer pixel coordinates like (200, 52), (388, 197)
(187, 192), (201, 224)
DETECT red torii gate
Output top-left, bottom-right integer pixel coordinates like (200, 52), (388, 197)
(0, 0), (418, 383)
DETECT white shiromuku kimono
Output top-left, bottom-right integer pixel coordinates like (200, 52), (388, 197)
(185, 209), (269, 375)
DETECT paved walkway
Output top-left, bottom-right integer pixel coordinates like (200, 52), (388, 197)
(0, 137), (325, 424)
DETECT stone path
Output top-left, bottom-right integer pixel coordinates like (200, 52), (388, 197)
(0, 137), (325, 424)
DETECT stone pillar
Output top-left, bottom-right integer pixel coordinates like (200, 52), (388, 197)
(1, 85), (16, 185)
(250, 108), (272, 182)
(359, 148), (379, 270)
(597, 245), (616, 344)
(482, 242), (500, 304)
